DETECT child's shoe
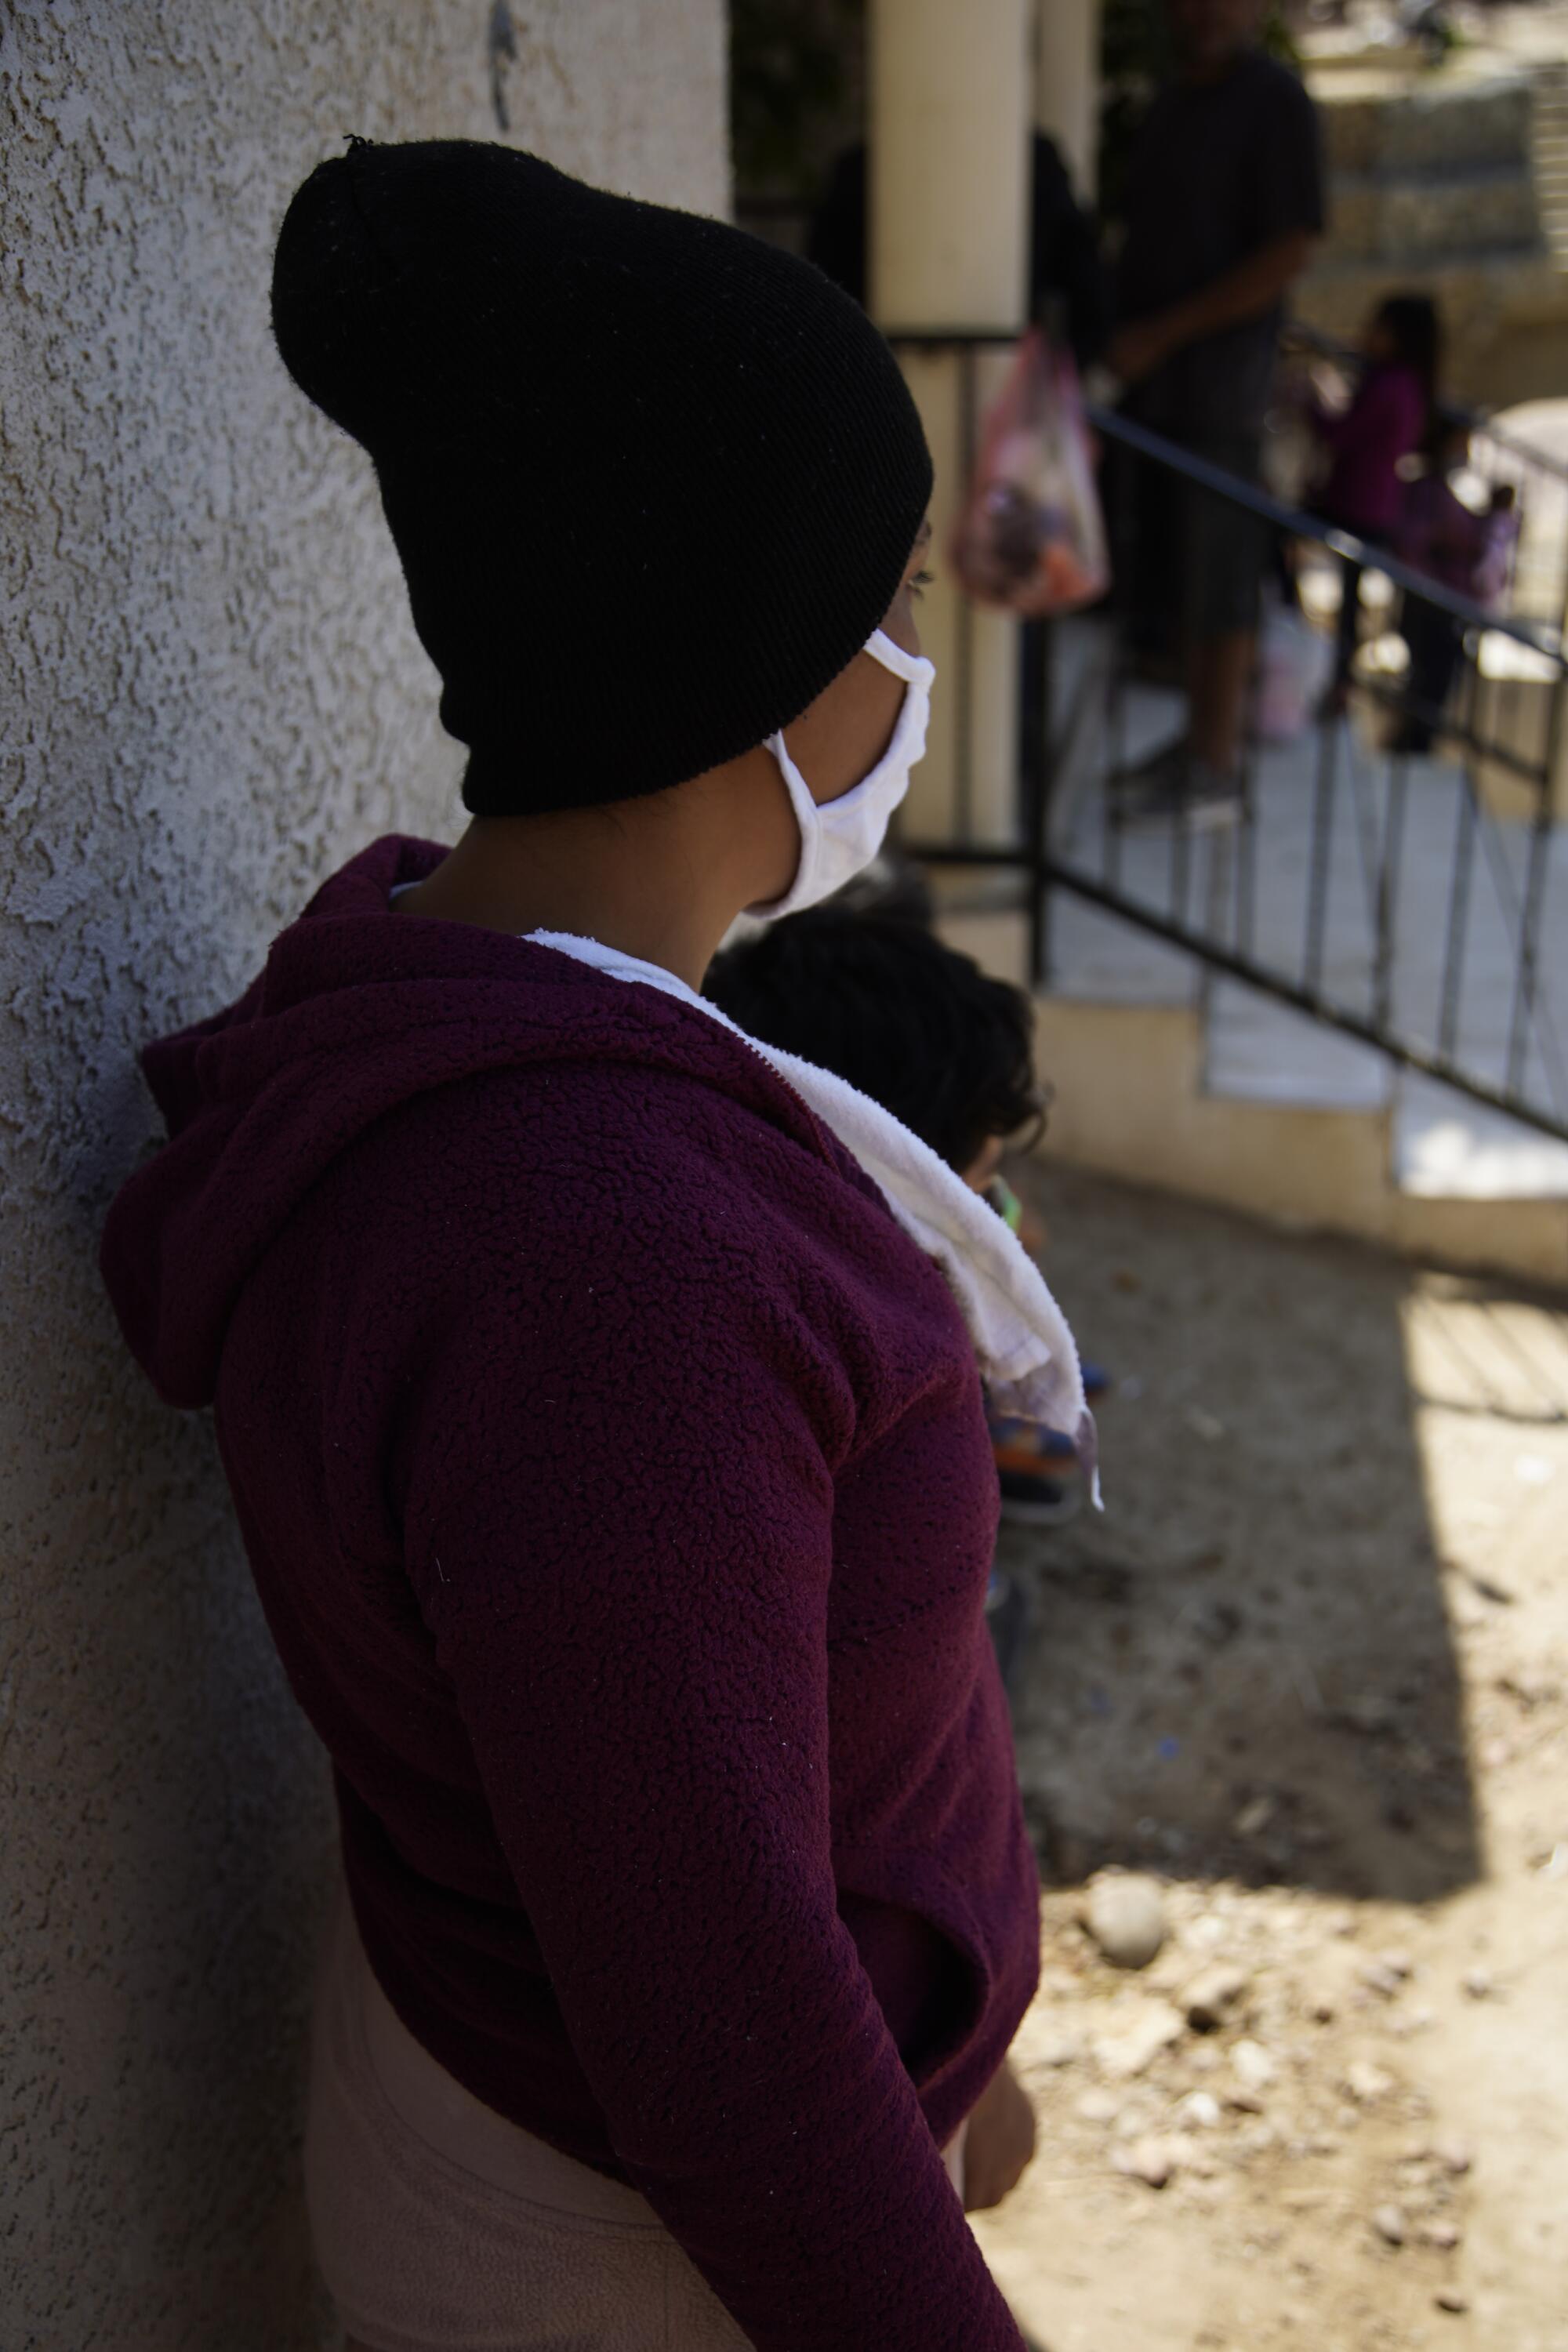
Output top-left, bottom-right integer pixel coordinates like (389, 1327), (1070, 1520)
(990, 1421), (1082, 1527)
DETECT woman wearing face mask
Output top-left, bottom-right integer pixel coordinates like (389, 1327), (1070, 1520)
(100, 140), (1088, 2352)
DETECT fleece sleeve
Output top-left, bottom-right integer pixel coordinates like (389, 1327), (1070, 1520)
(401, 1223), (1025, 2352)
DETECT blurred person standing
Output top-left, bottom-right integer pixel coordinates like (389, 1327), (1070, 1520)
(1109, 0), (1323, 827)
(1391, 420), (1519, 755)
(1307, 293), (1439, 705)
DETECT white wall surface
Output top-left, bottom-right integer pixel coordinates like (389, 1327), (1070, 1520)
(0, 5), (727, 2343)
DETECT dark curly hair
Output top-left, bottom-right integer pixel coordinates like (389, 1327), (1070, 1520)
(705, 909), (1047, 1176)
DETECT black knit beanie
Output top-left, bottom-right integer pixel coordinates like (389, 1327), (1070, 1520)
(270, 139), (933, 815)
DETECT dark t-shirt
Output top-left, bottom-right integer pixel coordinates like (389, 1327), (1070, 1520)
(1117, 49), (1324, 436)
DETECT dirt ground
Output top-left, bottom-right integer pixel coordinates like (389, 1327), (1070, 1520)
(975, 1159), (1568, 2352)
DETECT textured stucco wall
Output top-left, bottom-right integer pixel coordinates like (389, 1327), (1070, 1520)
(0, 7), (727, 2345)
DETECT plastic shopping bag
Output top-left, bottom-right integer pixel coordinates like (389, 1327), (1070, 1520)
(1254, 593), (1334, 743)
(949, 328), (1110, 617)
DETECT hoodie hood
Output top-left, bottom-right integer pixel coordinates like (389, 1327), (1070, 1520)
(100, 835), (855, 1410)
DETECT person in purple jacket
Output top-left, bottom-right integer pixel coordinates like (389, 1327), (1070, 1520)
(1390, 419), (1518, 754)
(100, 140), (1092, 2352)
(1307, 293), (1439, 702)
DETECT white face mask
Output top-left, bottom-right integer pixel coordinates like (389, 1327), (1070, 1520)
(748, 627), (935, 919)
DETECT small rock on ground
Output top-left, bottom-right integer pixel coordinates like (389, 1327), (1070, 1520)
(1373, 2203), (1409, 2247)
(1113, 2132), (1174, 2188)
(1183, 1962), (1250, 2031)
(1231, 2038), (1279, 2092)
(1084, 1873), (1167, 1969)
(1093, 1996), (1185, 2080)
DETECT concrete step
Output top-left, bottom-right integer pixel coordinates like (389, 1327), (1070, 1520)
(1204, 981), (1392, 1115)
(1203, 988), (1568, 1201)
(1396, 1073), (1568, 1199)
(1029, 993), (1568, 1289)
(936, 920), (1568, 1284)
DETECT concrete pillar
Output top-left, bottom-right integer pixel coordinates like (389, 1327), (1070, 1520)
(1036, 0), (1100, 201)
(869, 0), (1032, 330)
(869, 0), (1033, 847)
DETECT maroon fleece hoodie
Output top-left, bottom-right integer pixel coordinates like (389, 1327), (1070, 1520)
(101, 835), (1039, 2351)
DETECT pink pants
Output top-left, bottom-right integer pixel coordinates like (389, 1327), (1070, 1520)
(304, 1897), (967, 2350)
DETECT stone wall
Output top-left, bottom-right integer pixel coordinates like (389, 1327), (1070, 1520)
(0, 6), (726, 2345)
(1298, 67), (1568, 407)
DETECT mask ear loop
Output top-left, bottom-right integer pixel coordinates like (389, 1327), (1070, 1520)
(754, 727), (823, 913)
(864, 627), (935, 689)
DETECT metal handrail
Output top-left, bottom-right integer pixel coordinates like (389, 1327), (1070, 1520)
(1091, 405), (1565, 666)
(886, 326), (1560, 659)
(887, 325), (1568, 1148)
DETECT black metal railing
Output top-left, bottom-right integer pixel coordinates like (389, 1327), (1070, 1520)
(888, 332), (1568, 1149)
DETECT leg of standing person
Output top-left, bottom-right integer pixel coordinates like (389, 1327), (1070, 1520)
(1186, 623), (1254, 778)
(1109, 437), (1263, 826)
(1110, 456), (1254, 826)
(1394, 592), (1465, 753)
(1332, 551), (1365, 693)
(1179, 435), (1267, 811)
(1110, 436), (1178, 677)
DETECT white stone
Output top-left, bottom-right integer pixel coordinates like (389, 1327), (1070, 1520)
(1183, 1962), (1250, 2031)
(1374, 2203), (1409, 2247)
(1084, 1873), (1168, 1970)
(1075, 2087), (1120, 2124)
(1231, 2038), (1279, 2092)
(1094, 1998), (1185, 2081)
(1112, 2132), (1174, 2187)
(1345, 2059), (1397, 2104)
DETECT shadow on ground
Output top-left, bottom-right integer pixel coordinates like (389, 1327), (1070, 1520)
(1000, 1159), (1541, 1907)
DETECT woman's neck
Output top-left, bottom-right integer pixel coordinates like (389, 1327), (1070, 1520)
(390, 753), (797, 994)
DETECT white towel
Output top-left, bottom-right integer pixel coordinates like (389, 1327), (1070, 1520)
(529, 931), (1099, 1497)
